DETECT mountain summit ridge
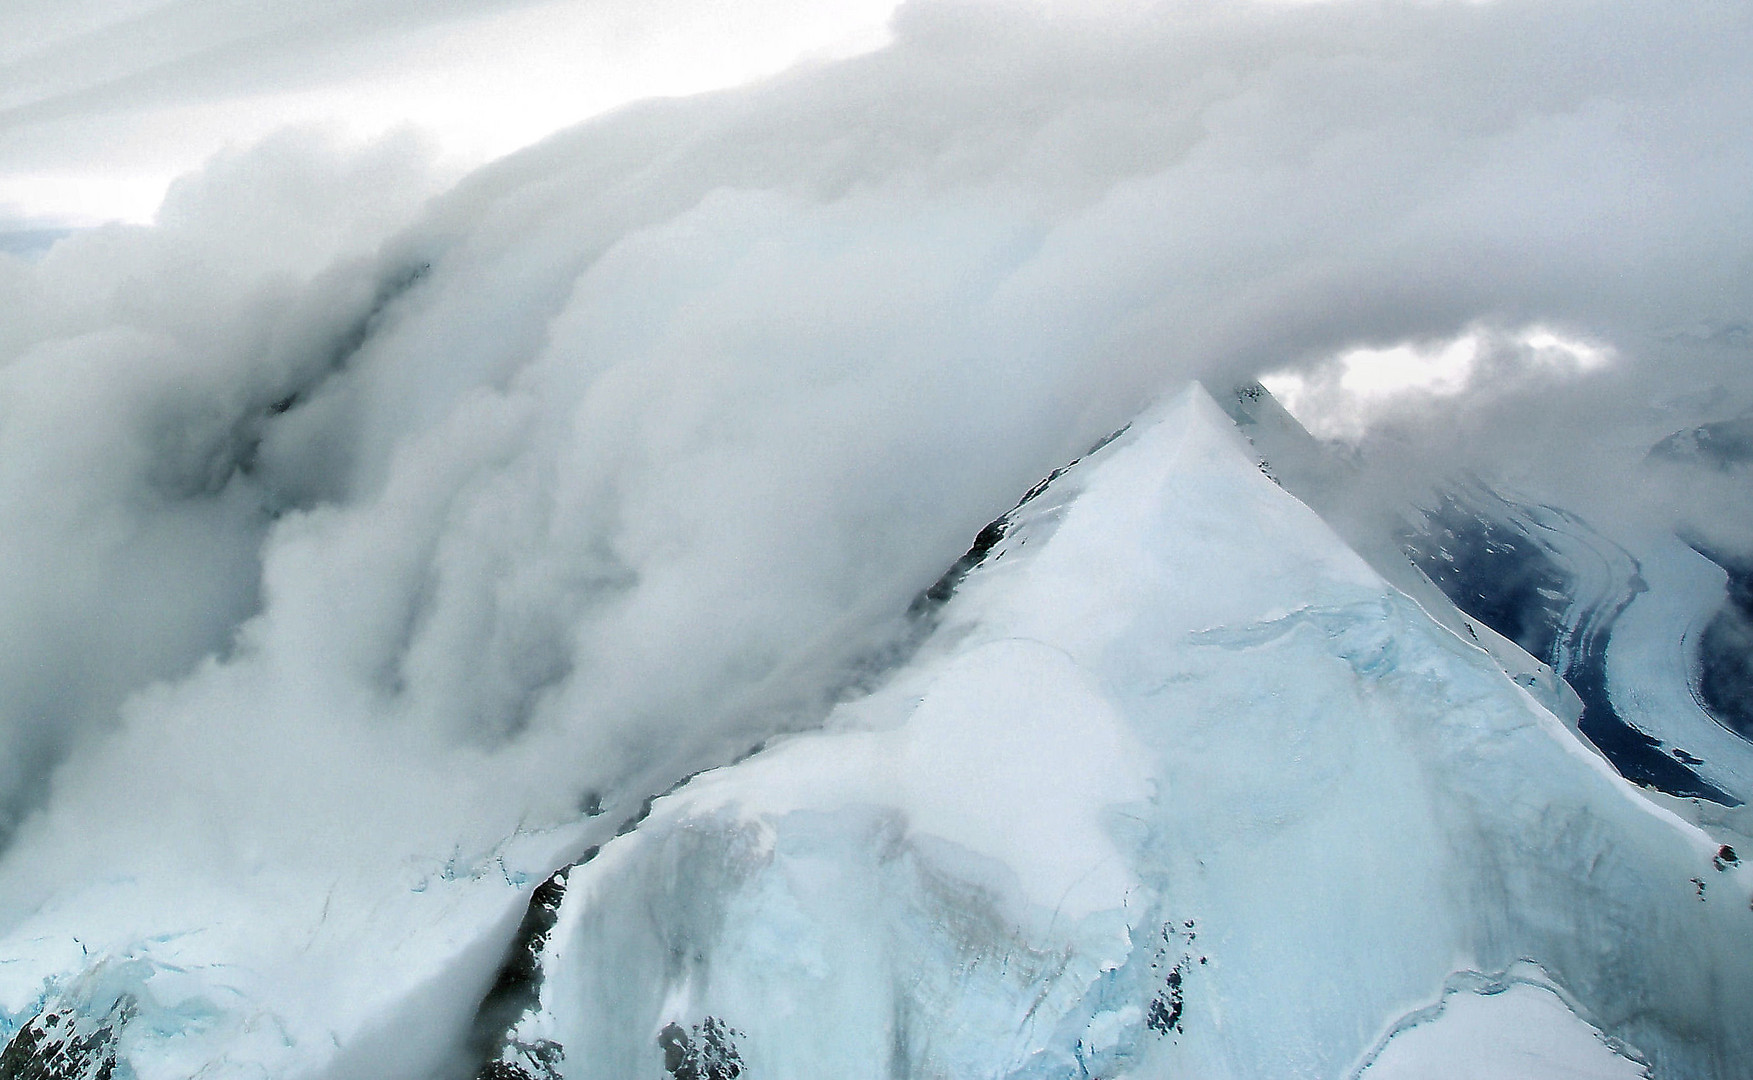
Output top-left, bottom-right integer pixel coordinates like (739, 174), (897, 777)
(466, 384), (1751, 1080)
(3, 383), (1750, 1080)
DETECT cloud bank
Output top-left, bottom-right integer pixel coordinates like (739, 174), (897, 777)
(0, 0), (1749, 1067)
(0, 0), (901, 225)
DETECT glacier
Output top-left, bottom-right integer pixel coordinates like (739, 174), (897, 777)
(1227, 382), (1753, 811)
(1397, 481), (1744, 806)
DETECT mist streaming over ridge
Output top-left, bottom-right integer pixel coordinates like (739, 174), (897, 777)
(0, 1), (1749, 1072)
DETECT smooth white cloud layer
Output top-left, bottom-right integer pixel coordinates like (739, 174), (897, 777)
(0, 0), (901, 225)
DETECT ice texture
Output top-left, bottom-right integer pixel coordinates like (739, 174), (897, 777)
(1225, 382), (1753, 809)
(1607, 537), (1753, 801)
(1393, 471), (1753, 807)
(1355, 966), (1647, 1080)
(0, 824), (589, 1080)
(1221, 382), (1583, 724)
(1398, 484), (1738, 804)
(483, 385), (1752, 1079)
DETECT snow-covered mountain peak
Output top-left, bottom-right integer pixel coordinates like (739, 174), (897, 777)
(4, 382), (1749, 1080)
(465, 383), (1749, 1080)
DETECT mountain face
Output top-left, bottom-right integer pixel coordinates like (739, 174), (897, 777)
(459, 385), (1752, 1080)
(1224, 383), (1753, 812)
(3, 384), (1751, 1080)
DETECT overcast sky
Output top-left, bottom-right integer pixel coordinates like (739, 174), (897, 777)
(0, 0), (902, 226)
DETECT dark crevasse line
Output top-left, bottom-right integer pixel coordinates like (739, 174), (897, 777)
(906, 423), (1129, 618)
(1403, 488), (1738, 805)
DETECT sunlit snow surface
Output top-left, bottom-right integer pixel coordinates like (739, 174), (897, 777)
(1358, 970), (1646, 1080)
(487, 387), (1751, 1080)
(3, 386), (1750, 1079)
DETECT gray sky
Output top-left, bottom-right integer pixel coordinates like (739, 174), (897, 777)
(0, 0), (901, 225)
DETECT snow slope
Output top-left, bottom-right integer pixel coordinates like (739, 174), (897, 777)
(1221, 382), (1584, 726)
(1226, 382), (1753, 811)
(2, 383), (1748, 1079)
(478, 385), (1753, 1080)
(1356, 967), (1646, 1080)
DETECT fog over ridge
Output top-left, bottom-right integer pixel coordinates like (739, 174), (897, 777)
(0, 3), (1749, 1059)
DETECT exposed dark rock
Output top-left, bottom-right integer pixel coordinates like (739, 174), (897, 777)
(616, 796), (658, 838)
(909, 515), (1010, 614)
(907, 425), (1128, 617)
(1402, 491), (1574, 661)
(1649, 415), (1753, 471)
(468, 869), (570, 1079)
(479, 1039), (564, 1080)
(658, 1017), (744, 1080)
(1145, 921), (1194, 1038)
(1145, 966), (1184, 1036)
(1649, 414), (1753, 743)
(463, 423), (1137, 1080)
(0, 996), (133, 1080)
(467, 765), (727, 1078)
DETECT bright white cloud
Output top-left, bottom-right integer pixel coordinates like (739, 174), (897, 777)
(0, 0), (1749, 1074)
(0, 0), (902, 225)
(1262, 325), (1617, 440)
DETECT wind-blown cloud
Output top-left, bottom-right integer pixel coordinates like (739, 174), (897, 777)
(0, 0), (1748, 1072)
(0, 0), (901, 225)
